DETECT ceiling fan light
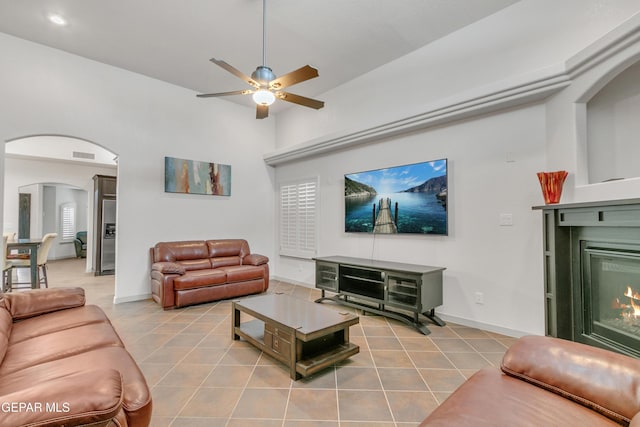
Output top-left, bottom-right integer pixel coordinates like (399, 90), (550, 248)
(252, 89), (275, 106)
(48, 14), (67, 26)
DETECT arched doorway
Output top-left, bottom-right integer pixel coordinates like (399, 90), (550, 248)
(3, 135), (118, 275)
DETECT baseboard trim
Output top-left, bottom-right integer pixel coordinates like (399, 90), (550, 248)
(113, 293), (151, 304)
(436, 313), (532, 338)
(271, 275), (534, 338)
(270, 275), (314, 289)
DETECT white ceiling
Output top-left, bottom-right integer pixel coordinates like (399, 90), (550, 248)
(0, 0), (519, 114)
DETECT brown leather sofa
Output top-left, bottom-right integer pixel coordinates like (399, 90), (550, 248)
(421, 335), (640, 426)
(0, 287), (151, 426)
(150, 239), (269, 309)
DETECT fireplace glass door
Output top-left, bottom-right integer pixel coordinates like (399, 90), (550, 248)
(582, 243), (640, 357)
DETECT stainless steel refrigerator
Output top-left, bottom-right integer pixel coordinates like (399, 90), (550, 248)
(100, 199), (116, 273)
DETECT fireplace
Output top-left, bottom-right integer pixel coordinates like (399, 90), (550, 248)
(535, 199), (640, 358)
(581, 243), (640, 356)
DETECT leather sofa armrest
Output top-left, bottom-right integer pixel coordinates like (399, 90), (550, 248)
(501, 335), (640, 425)
(2, 287), (86, 321)
(0, 369), (122, 426)
(243, 254), (269, 266)
(152, 262), (185, 275)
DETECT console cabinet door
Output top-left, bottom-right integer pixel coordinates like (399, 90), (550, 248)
(386, 273), (420, 310)
(316, 261), (339, 292)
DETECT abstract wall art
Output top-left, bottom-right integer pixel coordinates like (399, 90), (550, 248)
(164, 156), (231, 196)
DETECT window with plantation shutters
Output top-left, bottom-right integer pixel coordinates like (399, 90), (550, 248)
(279, 178), (318, 258)
(60, 203), (76, 242)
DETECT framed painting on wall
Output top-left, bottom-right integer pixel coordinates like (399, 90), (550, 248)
(164, 156), (231, 196)
(345, 158), (448, 235)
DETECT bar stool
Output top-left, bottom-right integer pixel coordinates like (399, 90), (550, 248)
(2, 235), (12, 292)
(6, 233), (57, 290)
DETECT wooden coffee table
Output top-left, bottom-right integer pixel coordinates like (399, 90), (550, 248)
(232, 293), (360, 380)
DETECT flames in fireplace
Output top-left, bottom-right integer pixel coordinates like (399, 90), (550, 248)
(624, 286), (640, 318)
(612, 285), (640, 320)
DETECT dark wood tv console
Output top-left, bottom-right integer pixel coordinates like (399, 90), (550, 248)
(314, 256), (446, 335)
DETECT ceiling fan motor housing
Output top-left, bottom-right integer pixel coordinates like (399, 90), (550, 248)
(251, 66), (275, 86)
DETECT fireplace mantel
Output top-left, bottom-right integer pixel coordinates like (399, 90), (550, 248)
(533, 198), (640, 212)
(534, 198), (640, 358)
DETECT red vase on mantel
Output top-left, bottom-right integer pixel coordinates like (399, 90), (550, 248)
(537, 171), (568, 204)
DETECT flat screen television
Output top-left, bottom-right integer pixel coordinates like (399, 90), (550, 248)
(345, 159), (448, 235)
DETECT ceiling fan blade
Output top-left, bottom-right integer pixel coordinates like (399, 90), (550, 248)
(269, 65), (319, 90)
(256, 104), (269, 119)
(275, 91), (324, 109)
(196, 89), (253, 98)
(210, 58), (261, 89)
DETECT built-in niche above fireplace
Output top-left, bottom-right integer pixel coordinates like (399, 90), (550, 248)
(535, 199), (640, 358)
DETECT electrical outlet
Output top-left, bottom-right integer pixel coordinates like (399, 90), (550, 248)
(474, 292), (484, 304)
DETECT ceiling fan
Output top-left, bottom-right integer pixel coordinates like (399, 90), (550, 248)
(197, 0), (324, 119)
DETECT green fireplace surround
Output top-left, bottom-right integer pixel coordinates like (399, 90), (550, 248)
(534, 198), (640, 358)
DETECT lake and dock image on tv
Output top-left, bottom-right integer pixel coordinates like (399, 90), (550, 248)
(345, 159), (447, 235)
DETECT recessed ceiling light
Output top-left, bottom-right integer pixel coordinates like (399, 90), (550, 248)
(48, 14), (67, 26)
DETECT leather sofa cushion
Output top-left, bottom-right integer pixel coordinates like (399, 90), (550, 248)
(155, 240), (208, 262)
(152, 262), (185, 275)
(0, 369), (123, 427)
(244, 253), (269, 265)
(207, 239), (250, 258)
(0, 346), (151, 425)
(0, 322), (123, 376)
(221, 265), (265, 283)
(9, 305), (109, 345)
(178, 258), (212, 271)
(211, 256), (241, 268)
(419, 367), (620, 426)
(173, 269), (227, 290)
(3, 287), (85, 320)
(501, 335), (640, 424)
(0, 307), (12, 366)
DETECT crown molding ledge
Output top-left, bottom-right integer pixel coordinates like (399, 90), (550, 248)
(264, 73), (569, 166)
(264, 15), (640, 167)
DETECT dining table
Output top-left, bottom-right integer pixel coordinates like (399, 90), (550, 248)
(6, 238), (42, 289)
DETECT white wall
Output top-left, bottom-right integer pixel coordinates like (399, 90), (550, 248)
(7, 159), (113, 271)
(270, 0), (640, 337)
(586, 61), (640, 184)
(5, 156), (115, 265)
(2, 0), (639, 337)
(6, 136), (117, 167)
(0, 33), (276, 303)
(545, 15), (640, 202)
(275, 0), (640, 151)
(275, 104), (546, 336)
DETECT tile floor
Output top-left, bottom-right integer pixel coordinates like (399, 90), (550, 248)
(40, 258), (517, 427)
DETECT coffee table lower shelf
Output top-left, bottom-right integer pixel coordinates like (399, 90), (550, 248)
(234, 319), (359, 380)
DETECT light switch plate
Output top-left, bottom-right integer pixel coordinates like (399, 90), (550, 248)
(499, 213), (513, 226)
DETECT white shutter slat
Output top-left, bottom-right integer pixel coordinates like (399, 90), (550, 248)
(279, 178), (318, 258)
(60, 203), (77, 241)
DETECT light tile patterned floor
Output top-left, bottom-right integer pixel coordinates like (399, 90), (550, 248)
(42, 258), (517, 427)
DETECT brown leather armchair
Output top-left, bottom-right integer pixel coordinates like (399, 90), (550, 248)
(150, 239), (269, 309)
(420, 335), (640, 426)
